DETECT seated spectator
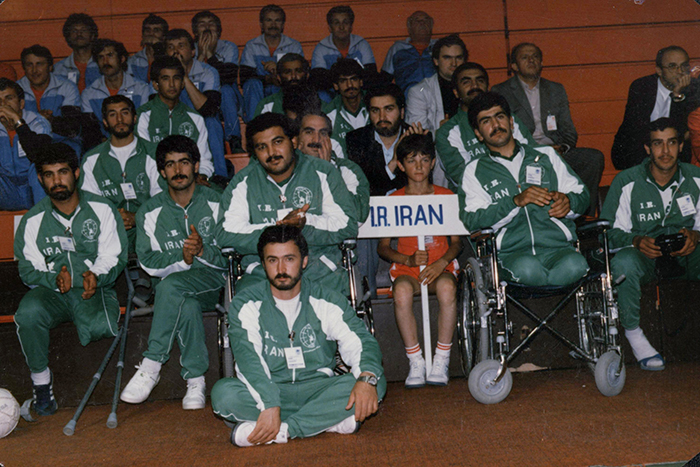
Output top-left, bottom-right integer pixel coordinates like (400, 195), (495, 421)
(323, 59), (369, 158)
(136, 56), (214, 181)
(612, 46), (694, 170)
(601, 118), (700, 371)
(0, 78), (52, 210)
(240, 4), (304, 122)
(54, 13), (101, 93)
(310, 6), (377, 96)
(0, 62), (17, 81)
(492, 42), (604, 215)
(81, 39), (151, 128)
(253, 53), (313, 117)
(120, 135), (225, 410)
(211, 225), (385, 447)
(191, 10), (244, 152)
(381, 11), (437, 94)
(216, 113), (358, 294)
(436, 62), (536, 190)
(79, 95), (162, 252)
(377, 133), (461, 388)
(14, 142), (127, 416)
(282, 84), (323, 122)
(127, 14), (169, 83)
(459, 92), (589, 286)
(165, 29), (228, 178)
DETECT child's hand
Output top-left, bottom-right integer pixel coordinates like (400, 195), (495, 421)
(406, 250), (429, 267)
(417, 259), (447, 285)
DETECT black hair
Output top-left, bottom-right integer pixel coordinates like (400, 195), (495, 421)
(101, 95), (136, 121)
(467, 92), (511, 130)
(276, 53), (309, 75)
(283, 85), (322, 123)
(142, 14), (169, 34)
(21, 45), (53, 68)
(431, 34), (468, 63)
(62, 13), (98, 42)
(155, 134), (201, 172)
(192, 10), (222, 36)
(452, 62), (489, 90)
(647, 117), (680, 145)
(257, 225), (309, 260)
(363, 83), (405, 110)
(92, 39), (129, 72)
(510, 42), (542, 65)
(35, 142), (79, 173)
(0, 78), (24, 101)
(260, 4), (286, 23)
(165, 29), (195, 50)
(326, 6), (354, 26)
(245, 113), (299, 155)
(330, 58), (363, 83)
(396, 133), (435, 163)
(655, 45), (689, 68)
(150, 55), (185, 83)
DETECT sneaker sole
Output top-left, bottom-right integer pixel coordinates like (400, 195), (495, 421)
(182, 401), (206, 410)
(404, 382), (426, 389)
(426, 380), (449, 386)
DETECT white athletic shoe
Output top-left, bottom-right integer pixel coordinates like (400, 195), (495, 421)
(405, 358), (426, 388)
(326, 414), (360, 434)
(231, 421), (289, 447)
(427, 355), (450, 386)
(120, 362), (160, 404)
(182, 377), (206, 410)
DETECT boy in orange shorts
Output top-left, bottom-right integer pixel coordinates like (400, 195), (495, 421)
(378, 133), (461, 387)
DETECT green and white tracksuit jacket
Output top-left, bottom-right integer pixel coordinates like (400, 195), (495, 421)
(459, 143), (589, 258)
(329, 152), (370, 224)
(436, 109), (536, 191)
(136, 96), (214, 178)
(323, 95), (368, 158)
(227, 276), (384, 411)
(217, 151), (358, 292)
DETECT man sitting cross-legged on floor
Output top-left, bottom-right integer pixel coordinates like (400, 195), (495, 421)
(211, 225), (386, 447)
(120, 135), (226, 410)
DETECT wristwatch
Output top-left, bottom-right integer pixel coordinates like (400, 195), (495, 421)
(357, 375), (378, 386)
(14, 119), (26, 129)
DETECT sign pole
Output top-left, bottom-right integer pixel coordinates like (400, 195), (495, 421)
(417, 235), (432, 375)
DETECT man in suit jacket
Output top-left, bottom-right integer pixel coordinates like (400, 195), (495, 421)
(612, 46), (694, 170)
(492, 42), (604, 215)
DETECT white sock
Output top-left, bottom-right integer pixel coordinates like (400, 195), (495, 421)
(625, 327), (659, 361)
(187, 375), (205, 387)
(406, 344), (424, 363)
(435, 341), (452, 360)
(140, 358), (162, 374)
(31, 368), (51, 386)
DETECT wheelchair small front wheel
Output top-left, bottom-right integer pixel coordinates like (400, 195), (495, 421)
(468, 359), (512, 404)
(594, 351), (626, 397)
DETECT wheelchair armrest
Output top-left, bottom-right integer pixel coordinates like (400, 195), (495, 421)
(341, 238), (357, 249)
(576, 218), (610, 237)
(470, 229), (494, 242)
(221, 247), (237, 256)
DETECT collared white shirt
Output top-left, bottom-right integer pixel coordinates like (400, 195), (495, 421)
(374, 129), (403, 181)
(518, 76), (554, 146)
(650, 77), (673, 122)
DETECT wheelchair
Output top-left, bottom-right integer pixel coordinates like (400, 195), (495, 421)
(456, 219), (626, 404)
(340, 239), (375, 335)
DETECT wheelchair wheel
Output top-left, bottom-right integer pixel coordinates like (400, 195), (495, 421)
(594, 351), (625, 397)
(457, 259), (482, 377)
(576, 281), (608, 362)
(360, 277), (375, 335)
(468, 359), (512, 404)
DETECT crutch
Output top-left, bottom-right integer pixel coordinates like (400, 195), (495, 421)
(215, 248), (239, 379)
(107, 272), (135, 428)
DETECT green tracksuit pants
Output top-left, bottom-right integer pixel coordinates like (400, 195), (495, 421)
(498, 246), (589, 286)
(143, 267), (225, 379)
(211, 373), (387, 439)
(14, 286), (120, 373)
(611, 246), (700, 330)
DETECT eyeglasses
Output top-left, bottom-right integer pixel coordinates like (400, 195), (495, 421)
(661, 63), (691, 73)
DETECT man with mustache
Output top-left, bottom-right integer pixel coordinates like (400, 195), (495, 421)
(323, 59), (368, 158)
(492, 42), (604, 215)
(14, 142), (127, 416)
(127, 14), (169, 83)
(253, 53), (313, 118)
(217, 112), (358, 294)
(53, 14), (101, 93)
(436, 62), (535, 190)
(0, 78), (53, 210)
(459, 92), (589, 286)
(79, 95), (162, 252)
(81, 39), (151, 133)
(120, 135), (225, 410)
(240, 4), (304, 122)
(211, 225), (385, 447)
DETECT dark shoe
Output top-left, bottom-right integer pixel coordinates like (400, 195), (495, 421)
(32, 372), (58, 416)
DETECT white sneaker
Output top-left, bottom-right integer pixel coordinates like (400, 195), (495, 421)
(231, 421), (289, 447)
(427, 355), (450, 386)
(120, 362), (160, 404)
(326, 414), (360, 434)
(182, 377), (206, 410)
(405, 358), (426, 388)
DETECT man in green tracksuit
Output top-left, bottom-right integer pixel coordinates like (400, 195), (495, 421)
(217, 113), (358, 294)
(120, 135), (226, 410)
(14, 143), (127, 416)
(459, 92), (589, 286)
(436, 63), (536, 191)
(136, 56), (215, 180)
(601, 117), (700, 371)
(211, 225), (385, 447)
(80, 95), (163, 252)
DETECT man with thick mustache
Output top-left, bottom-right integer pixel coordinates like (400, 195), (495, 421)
(323, 59), (368, 158)
(253, 53), (313, 118)
(217, 112), (358, 294)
